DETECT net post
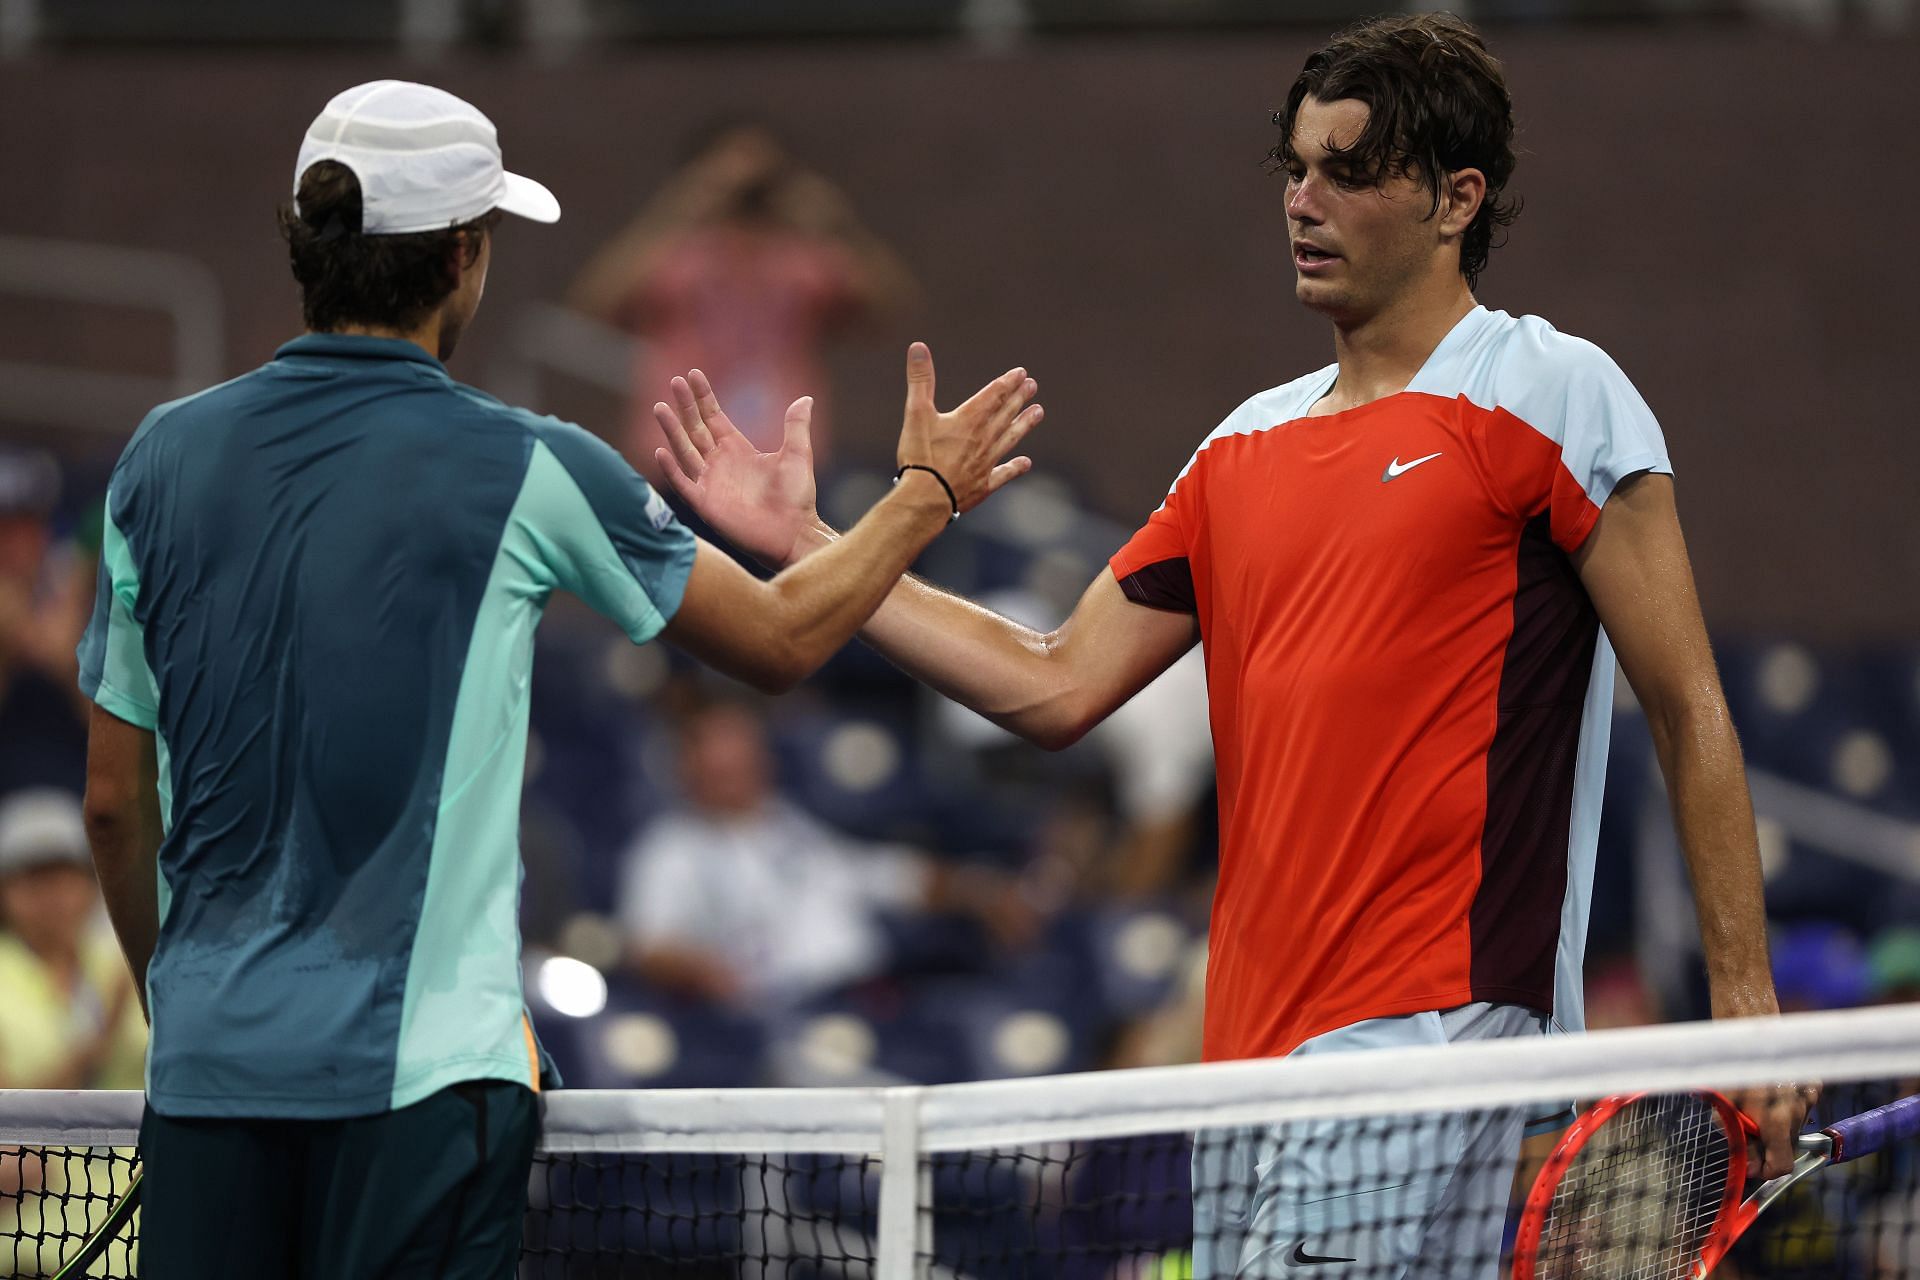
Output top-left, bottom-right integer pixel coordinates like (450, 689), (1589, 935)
(877, 1085), (928, 1278)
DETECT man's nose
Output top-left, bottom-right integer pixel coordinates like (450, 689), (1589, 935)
(1286, 176), (1322, 223)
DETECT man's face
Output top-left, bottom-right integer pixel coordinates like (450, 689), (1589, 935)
(0, 513), (50, 584)
(1282, 96), (1446, 324)
(0, 862), (96, 957)
(437, 227), (492, 361)
(680, 707), (773, 816)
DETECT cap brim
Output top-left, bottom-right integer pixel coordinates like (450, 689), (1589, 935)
(498, 171), (561, 224)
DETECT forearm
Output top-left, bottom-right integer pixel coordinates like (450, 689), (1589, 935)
(83, 707), (163, 1021)
(628, 942), (740, 1004)
(1650, 697), (1777, 1015)
(793, 521), (1089, 747)
(86, 804), (161, 1020)
(770, 477), (958, 673)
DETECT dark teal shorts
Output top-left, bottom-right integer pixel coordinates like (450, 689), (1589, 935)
(139, 1080), (536, 1279)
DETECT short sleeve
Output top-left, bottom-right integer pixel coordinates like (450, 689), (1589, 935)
(844, 843), (931, 912)
(1110, 462), (1203, 614)
(1485, 328), (1673, 554)
(617, 819), (705, 946)
(76, 502), (160, 730)
(1548, 347), (1671, 551)
(518, 419), (697, 643)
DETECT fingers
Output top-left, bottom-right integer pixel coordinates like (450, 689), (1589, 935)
(995, 402), (1044, 460)
(983, 457), (1033, 501)
(1762, 1110), (1797, 1181)
(782, 397), (815, 460)
(653, 401), (706, 482)
(669, 376), (716, 454)
(904, 342), (937, 413)
(959, 366), (1031, 419)
(687, 369), (744, 443)
(1736, 1085), (1812, 1181)
(652, 447), (697, 499)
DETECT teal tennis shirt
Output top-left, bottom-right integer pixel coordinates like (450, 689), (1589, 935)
(77, 334), (696, 1119)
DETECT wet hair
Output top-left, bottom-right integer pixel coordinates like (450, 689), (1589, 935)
(1272, 13), (1520, 287)
(277, 161), (499, 333)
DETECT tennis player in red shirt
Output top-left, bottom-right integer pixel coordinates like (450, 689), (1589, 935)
(653, 14), (1810, 1275)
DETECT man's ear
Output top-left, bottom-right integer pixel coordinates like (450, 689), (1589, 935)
(454, 227), (485, 275)
(1439, 167), (1487, 239)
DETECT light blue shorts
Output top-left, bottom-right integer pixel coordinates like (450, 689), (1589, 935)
(1191, 1003), (1562, 1280)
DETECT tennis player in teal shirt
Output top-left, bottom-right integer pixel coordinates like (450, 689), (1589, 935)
(77, 79), (1043, 1278)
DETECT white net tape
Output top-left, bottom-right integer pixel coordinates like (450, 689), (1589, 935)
(4, 1004), (1919, 1277)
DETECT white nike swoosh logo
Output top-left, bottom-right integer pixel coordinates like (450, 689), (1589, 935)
(1382, 451), (1443, 481)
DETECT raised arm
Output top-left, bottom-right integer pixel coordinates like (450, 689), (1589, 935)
(663, 479), (955, 693)
(654, 368), (1197, 748)
(566, 147), (769, 323)
(1574, 470), (1809, 1176)
(662, 345), (1041, 692)
(812, 543), (1194, 750)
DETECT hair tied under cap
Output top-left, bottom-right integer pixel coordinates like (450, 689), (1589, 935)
(313, 209), (355, 243)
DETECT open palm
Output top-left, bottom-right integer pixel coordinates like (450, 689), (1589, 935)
(653, 369), (819, 568)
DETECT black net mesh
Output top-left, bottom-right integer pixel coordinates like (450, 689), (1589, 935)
(520, 1152), (879, 1278)
(1, 1079), (1917, 1277)
(920, 1079), (1920, 1279)
(0, 1145), (139, 1279)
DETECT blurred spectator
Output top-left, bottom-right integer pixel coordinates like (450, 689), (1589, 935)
(568, 120), (916, 469)
(1107, 938), (1208, 1070)
(1867, 926), (1920, 1004)
(0, 789), (147, 1089)
(0, 449), (90, 798)
(1583, 952), (1659, 1029)
(1091, 647), (1215, 901)
(1771, 921), (1874, 1011)
(617, 699), (1038, 1011)
(935, 590), (1216, 905)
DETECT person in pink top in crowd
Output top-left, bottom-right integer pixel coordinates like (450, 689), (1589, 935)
(568, 120), (916, 471)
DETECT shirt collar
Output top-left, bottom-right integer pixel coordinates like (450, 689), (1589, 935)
(274, 333), (448, 371)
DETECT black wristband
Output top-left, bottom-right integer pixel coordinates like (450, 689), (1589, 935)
(894, 464), (960, 522)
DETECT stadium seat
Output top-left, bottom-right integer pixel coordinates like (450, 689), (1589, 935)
(542, 981), (770, 1089)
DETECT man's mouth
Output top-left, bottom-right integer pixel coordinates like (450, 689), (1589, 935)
(1294, 242), (1339, 269)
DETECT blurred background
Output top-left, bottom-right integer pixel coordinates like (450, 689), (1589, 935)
(1, 0), (1917, 1106)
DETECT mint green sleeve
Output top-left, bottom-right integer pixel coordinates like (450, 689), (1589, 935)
(76, 504), (160, 729)
(513, 421), (697, 644)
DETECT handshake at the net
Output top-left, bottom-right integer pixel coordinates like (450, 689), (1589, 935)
(651, 342), (1044, 568)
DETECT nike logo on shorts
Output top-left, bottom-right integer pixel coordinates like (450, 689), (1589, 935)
(1287, 1239), (1358, 1266)
(1381, 451), (1443, 481)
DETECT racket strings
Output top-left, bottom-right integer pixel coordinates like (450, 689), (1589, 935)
(1536, 1095), (1732, 1279)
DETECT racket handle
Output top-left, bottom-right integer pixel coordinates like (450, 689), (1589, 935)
(1824, 1095), (1920, 1164)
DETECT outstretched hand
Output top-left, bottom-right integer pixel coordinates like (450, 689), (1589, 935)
(896, 342), (1042, 516)
(653, 370), (820, 569)
(654, 345), (1044, 566)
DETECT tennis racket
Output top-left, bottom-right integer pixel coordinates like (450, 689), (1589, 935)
(1512, 1090), (1920, 1279)
(35, 1167), (141, 1280)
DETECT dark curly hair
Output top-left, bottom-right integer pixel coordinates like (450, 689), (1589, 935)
(278, 161), (500, 333)
(1273, 13), (1520, 288)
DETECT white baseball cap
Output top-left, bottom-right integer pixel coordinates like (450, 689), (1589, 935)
(0, 789), (90, 877)
(294, 80), (561, 235)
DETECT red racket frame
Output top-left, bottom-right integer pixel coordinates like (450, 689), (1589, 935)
(1511, 1091), (1758, 1280)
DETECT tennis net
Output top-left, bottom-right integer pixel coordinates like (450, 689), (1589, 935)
(4, 1004), (1919, 1277)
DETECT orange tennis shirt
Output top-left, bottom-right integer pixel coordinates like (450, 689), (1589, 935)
(1109, 307), (1672, 1063)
